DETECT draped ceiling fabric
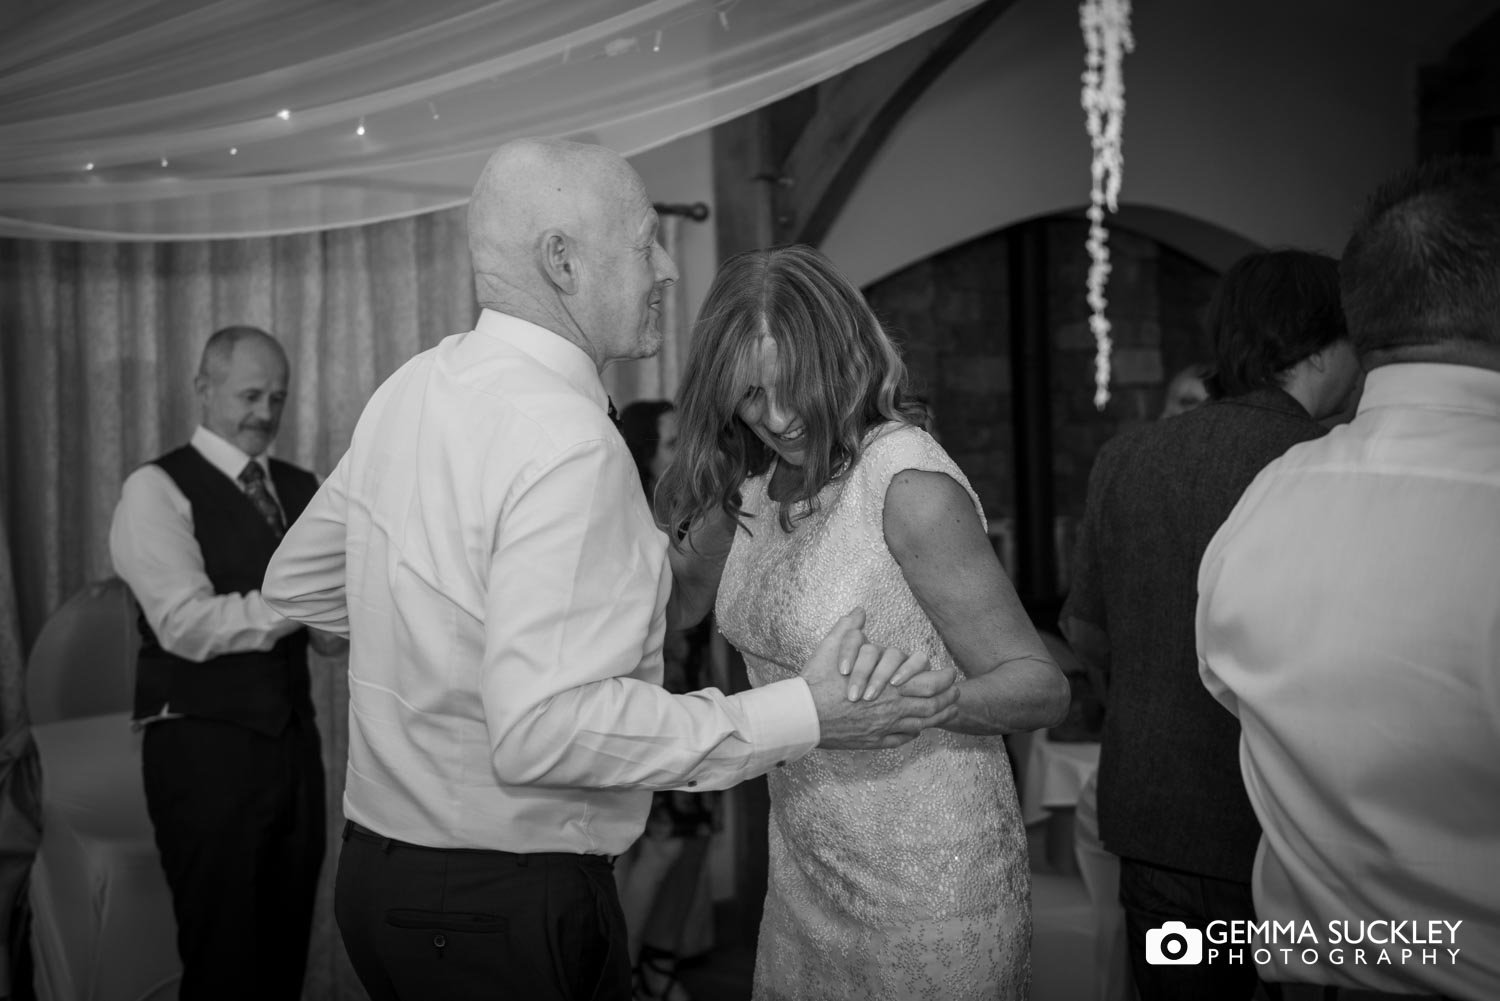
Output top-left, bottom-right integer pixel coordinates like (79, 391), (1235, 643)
(0, 0), (983, 241)
(0, 209), (689, 999)
(0, 3), (973, 994)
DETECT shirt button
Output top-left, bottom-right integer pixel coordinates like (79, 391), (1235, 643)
(687, 780), (698, 788)
(776, 761), (787, 768)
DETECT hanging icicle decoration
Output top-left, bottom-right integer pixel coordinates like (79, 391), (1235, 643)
(1080, 0), (1133, 410)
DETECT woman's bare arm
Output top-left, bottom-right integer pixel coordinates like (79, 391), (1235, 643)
(880, 469), (1071, 735)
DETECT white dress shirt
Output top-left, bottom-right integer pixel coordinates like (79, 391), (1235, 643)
(263, 310), (820, 855)
(110, 425), (299, 664)
(1198, 363), (1500, 999)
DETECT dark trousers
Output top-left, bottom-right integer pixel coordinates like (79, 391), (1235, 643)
(336, 821), (630, 1001)
(141, 715), (325, 1001)
(1274, 987), (1457, 1001)
(1119, 857), (1276, 1001)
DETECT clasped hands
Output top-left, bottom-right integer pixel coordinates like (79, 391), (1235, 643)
(803, 608), (960, 750)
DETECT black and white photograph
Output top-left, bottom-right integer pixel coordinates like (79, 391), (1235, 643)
(1, 1), (1496, 1000)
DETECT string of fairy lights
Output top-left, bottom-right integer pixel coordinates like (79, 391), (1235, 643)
(76, 0), (743, 177)
(1080, 0), (1134, 411)
(73, 0), (1130, 413)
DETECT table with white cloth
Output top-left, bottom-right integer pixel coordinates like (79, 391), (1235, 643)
(29, 713), (179, 1001)
(1019, 728), (1101, 874)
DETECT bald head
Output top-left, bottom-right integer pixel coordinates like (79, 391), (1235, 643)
(469, 139), (643, 302)
(198, 325), (286, 383)
(467, 138), (679, 369)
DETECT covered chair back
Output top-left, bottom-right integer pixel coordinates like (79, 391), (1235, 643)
(24, 578), (138, 725)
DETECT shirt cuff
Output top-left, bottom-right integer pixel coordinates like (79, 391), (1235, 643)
(735, 677), (820, 770)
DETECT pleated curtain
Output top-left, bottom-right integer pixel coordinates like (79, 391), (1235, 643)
(0, 208), (691, 999)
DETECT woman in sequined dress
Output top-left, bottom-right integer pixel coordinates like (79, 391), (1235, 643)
(657, 245), (1071, 1001)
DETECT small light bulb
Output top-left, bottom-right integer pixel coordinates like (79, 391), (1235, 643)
(160, 156), (169, 167)
(229, 147), (238, 156)
(428, 101), (440, 121)
(356, 120), (366, 137)
(276, 108), (291, 120)
(653, 30), (662, 52)
(718, 9), (729, 30)
(84, 162), (95, 171)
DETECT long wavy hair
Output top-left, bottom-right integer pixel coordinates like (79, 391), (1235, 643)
(660, 245), (926, 541)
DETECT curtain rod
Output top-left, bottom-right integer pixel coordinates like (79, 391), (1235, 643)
(652, 201), (710, 222)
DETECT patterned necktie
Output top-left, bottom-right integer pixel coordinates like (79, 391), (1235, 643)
(238, 461), (286, 538)
(607, 397), (622, 430)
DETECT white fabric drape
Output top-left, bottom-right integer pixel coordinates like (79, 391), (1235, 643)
(0, 0), (982, 241)
(0, 202), (697, 997)
(0, 212), (475, 999)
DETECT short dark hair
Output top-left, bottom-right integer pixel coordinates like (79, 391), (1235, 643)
(1340, 156), (1500, 354)
(1206, 249), (1347, 397)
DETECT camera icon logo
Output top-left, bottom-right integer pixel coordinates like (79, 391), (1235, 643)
(1146, 921), (1204, 965)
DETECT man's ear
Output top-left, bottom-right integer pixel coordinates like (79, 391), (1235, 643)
(539, 229), (578, 294)
(192, 372), (209, 398)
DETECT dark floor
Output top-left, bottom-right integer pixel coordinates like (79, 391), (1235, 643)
(677, 939), (755, 1001)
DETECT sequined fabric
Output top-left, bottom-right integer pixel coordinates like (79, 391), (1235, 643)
(716, 423), (1031, 1001)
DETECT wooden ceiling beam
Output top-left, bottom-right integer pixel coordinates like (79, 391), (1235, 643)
(771, 0), (1015, 248)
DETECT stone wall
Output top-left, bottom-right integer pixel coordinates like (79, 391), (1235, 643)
(863, 216), (1220, 591)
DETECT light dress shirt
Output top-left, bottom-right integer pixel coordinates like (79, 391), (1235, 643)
(110, 424), (299, 666)
(1197, 363), (1500, 999)
(263, 310), (820, 855)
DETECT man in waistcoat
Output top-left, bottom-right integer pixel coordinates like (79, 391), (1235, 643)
(110, 325), (328, 1001)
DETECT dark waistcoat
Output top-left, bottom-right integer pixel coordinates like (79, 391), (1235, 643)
(133, 445), (318, 735)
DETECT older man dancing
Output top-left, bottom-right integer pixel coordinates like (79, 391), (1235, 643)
(263, 139), (960, 1001)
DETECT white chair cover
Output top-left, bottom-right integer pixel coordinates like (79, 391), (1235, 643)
(23, 578), (138, 726)
(25, 579), (179, 1001)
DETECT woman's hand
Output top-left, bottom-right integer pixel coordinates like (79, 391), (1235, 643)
(843, 647), (929, 702)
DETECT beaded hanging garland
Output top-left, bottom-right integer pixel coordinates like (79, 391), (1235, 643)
(1079, 0), (1134, 410)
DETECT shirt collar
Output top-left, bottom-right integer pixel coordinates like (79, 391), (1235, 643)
(191, 425), (269, 483)
(1357, 363), (1500, 417)
(1218, 385), (1315, 422)
(473, 309), (609, 415)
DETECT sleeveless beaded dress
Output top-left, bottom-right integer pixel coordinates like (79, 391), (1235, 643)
(715, 423), (1031, 1001)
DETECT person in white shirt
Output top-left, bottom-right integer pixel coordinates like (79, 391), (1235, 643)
(110, 326), (337, 1001)
(1198, 157), (1500, 1001)
(261, 138), (959, 1001)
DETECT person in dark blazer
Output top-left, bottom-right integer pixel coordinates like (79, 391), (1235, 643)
(1061, 251), (1362, 1001)
(110, 325), (335, 1001)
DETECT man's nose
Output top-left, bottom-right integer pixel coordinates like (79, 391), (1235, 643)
(655, 244), (679, 286)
